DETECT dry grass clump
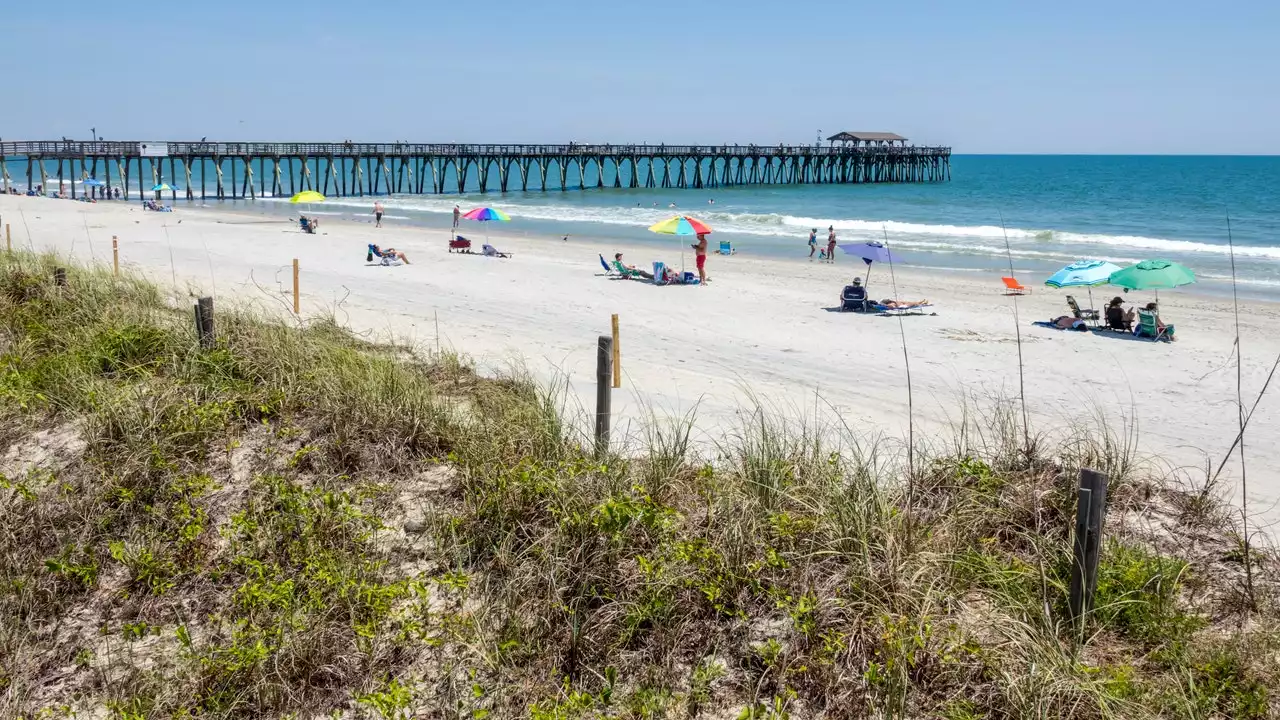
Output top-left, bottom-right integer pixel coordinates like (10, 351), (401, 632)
(1, 252), (1276, 719)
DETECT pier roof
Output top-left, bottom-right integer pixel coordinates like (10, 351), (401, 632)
(827, 132), (908, 143)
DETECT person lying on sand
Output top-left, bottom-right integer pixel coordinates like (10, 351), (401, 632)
(1050, 315), (1088, 331)
(370, 244), (409, 264)
(878, 298), (928, 309)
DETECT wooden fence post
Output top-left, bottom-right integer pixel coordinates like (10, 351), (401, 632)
(53, 267), (67, 286)
(1068, 468), (1110, 628)
(5, 223), (10, 253)
(112, 236), (119, 276)
(292, 258), (300, 314)
(611, 313), (621, 388)
(595, 335), (613, 458)
(195, 296), (215, 349)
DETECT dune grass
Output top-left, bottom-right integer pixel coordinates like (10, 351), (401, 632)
(0, 251), (1276, 719)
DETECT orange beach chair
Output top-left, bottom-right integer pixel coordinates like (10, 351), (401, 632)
(1001, 277), (1030, 295)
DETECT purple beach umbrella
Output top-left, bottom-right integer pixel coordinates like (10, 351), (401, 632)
(839, 241), (902, 287)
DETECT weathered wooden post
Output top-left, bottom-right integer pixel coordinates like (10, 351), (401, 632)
(5, 223), (10, 253)
(53, 267), (67, 286)
(292, 258), (300, 314)
(611, 313), (621, 388)
(595, 335), (613, 458)
(194, 296), (215, 349)
(112, 236), (119, 276)
(1068, 468), (1110, 627)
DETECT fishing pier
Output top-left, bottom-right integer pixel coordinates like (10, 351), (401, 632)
(1, 132), (950, 201)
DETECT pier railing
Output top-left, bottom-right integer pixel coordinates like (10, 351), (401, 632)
(2, 139), (951, 198)
(2, 140), (950, 159)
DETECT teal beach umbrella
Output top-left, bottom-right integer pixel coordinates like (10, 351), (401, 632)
(1109, 260), (1196, 290)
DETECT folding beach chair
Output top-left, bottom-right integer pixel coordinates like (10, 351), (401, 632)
(840, 284), (869, 312)
(1001, 277), (1030, 295)
(1066, 295), (1099, 322)
(599, 254), (615, 275)
(718, 240), (734, 255)
(612, 260), (646, 280)
(1135, 309), (1174, 341)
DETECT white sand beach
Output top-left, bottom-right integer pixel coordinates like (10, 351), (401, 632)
(4, 195), (1278, 526)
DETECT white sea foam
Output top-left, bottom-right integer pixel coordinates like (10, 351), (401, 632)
(252, 195), (1280, 264)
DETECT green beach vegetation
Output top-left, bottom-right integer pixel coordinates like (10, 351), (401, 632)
(0, 250), (1276, 719)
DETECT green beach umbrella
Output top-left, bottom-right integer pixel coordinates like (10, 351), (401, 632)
(1108, 259), (1196, 291)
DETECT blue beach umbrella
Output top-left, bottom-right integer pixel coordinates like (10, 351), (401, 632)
(1045, 259), (1124, 289)
(1046, 259), (1123, 311)
(839, 241), (902, 287)
(83, 178), (105, 187)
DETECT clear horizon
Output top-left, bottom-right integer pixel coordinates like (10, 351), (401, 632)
(5, 0), (1279, 154)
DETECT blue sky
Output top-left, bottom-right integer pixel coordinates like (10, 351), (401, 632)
(5, 0), (1278, 153)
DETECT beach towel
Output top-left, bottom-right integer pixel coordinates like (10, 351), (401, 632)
(872, 302), (934, 316)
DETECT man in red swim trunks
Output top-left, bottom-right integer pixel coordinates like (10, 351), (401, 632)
(693, 233), (709, 284)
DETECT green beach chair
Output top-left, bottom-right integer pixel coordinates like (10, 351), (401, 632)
(612, 260), (645, 280)
(1135, 309), (1174, 341)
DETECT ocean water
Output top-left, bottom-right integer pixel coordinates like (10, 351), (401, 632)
(11, 154), (1280, 296)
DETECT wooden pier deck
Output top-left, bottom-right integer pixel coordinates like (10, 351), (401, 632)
(0, 138), (951, 201)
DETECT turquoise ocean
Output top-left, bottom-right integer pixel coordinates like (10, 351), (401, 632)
(16, 154), (1280, 298)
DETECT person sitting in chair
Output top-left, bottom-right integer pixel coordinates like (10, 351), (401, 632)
(300, 216), (319, 233)
(1138, 302), (1176, 341)
(1105, 296), (1135, 331)
(369, 244), (409, 264)
(614, 253), (653, 279)
(841, 277), (868, 310)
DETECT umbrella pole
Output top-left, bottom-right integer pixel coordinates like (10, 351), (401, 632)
(865, 262), (873, 289)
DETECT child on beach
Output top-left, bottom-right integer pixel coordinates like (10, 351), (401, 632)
(374, 201), (384, 228)
(808, 229), (818, 259)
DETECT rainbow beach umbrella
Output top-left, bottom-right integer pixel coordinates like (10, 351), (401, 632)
(648, 215), (713, 236)
(461, 207), (510, 243)
(463, 207), (510, 222)
(649, 215), (713, 271)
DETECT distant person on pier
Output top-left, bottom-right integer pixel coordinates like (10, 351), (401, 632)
(692, 233), (709, 284)
(808, 228), (818, 260)
(826, 226), (837, 263)
(374, 200), (384, 228)
(453, 204), (461, 228)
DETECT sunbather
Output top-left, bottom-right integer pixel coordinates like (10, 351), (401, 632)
(482, 243), (511, 258)
(370, 244), (409, 264)
(1105, 297), (1135, 331)
(878, 298), (929, 309)
(614, 253), (653, 279)
(300, 216), (319, 233)
(1049, 315), (1089, 331)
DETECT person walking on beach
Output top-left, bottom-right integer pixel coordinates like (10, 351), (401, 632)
(452, 204), (461, 229)
(374, 201), (384, 228)
(808, 228), (818, 260)
(693, 233), (709, 284)
(826, 226), (837, 263)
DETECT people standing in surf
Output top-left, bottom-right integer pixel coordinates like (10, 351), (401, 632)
(374, 201), (384, 228)
(808, 228), (818, 260)
(453, 205), (461, 229)
(826, 226), (837, 263)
